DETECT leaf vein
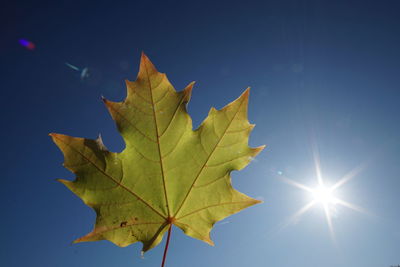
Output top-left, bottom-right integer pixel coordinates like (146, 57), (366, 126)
(205, 154), (249, 168)
(176, 201), (257, 220)
(174, 96), (247, 217)
(53, 135), (166, 219)
(81, 221), (164, 238)
(159, 91), (188, 138)
(193, 173), (229, 188)
(106, 102), (157, 143)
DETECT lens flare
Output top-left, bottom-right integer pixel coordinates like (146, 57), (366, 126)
(19, 39), (35, 50)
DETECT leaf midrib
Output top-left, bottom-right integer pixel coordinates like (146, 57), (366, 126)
(144, 60), (171, 217)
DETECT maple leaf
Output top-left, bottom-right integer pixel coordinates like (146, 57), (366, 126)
(50, 53), (265, 253)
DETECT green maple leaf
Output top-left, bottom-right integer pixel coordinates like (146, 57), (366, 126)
(51, 53), (265, 252)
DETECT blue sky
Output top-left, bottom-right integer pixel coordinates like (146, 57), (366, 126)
(1, 1), (399, 266)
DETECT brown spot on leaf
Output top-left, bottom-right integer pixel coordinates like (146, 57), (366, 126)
(120, 221), (127, 227)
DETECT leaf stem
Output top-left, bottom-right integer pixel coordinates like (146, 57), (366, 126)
(161, 224), (172, 267)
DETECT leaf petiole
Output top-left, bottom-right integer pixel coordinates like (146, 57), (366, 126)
(161, 223), (172, 267)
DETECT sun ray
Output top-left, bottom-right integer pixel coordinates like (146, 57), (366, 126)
(280, 200), (316, 230)
(311, 141), (324, 186)
(323, 203), (336, 242)
(334, 198), (370, 215)
(290, 200), (316, 222)
(331, 163), (366, 191)
(279, 175), (313, 193)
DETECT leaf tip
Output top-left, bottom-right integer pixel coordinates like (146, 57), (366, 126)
(101, 96), (111, 107)
(140, 52), (155, 65)
(72, 238), (82, 244)
(255, 145), (266, 154)
(48, 132), (58, 138)
(243, 87), (251, 97)
(254, 198), (263, 204)
(234, 87), (250, 104)
(138, 52), (158, 79)
(185, 81), (195, 92)
(56, 178), (70, 186)
(205, 237), (215, 246)
(183, 81), (195, 101)
(49, 133), (62, 143)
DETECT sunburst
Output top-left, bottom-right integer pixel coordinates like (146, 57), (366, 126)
(278, 145), (367, 241)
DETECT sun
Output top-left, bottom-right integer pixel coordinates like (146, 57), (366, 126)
(279, 172), (365, 241)
(311, 185), (336, 205)
(277, 144), (367, 241)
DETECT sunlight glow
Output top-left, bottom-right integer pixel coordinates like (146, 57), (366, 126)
(278, 142), (367, 242)
(312, 185), (337, 205)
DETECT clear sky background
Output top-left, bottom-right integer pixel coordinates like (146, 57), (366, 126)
(1, 1), (399, 266)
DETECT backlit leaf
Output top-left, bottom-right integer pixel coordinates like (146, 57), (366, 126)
(51, 53), (264, 252)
